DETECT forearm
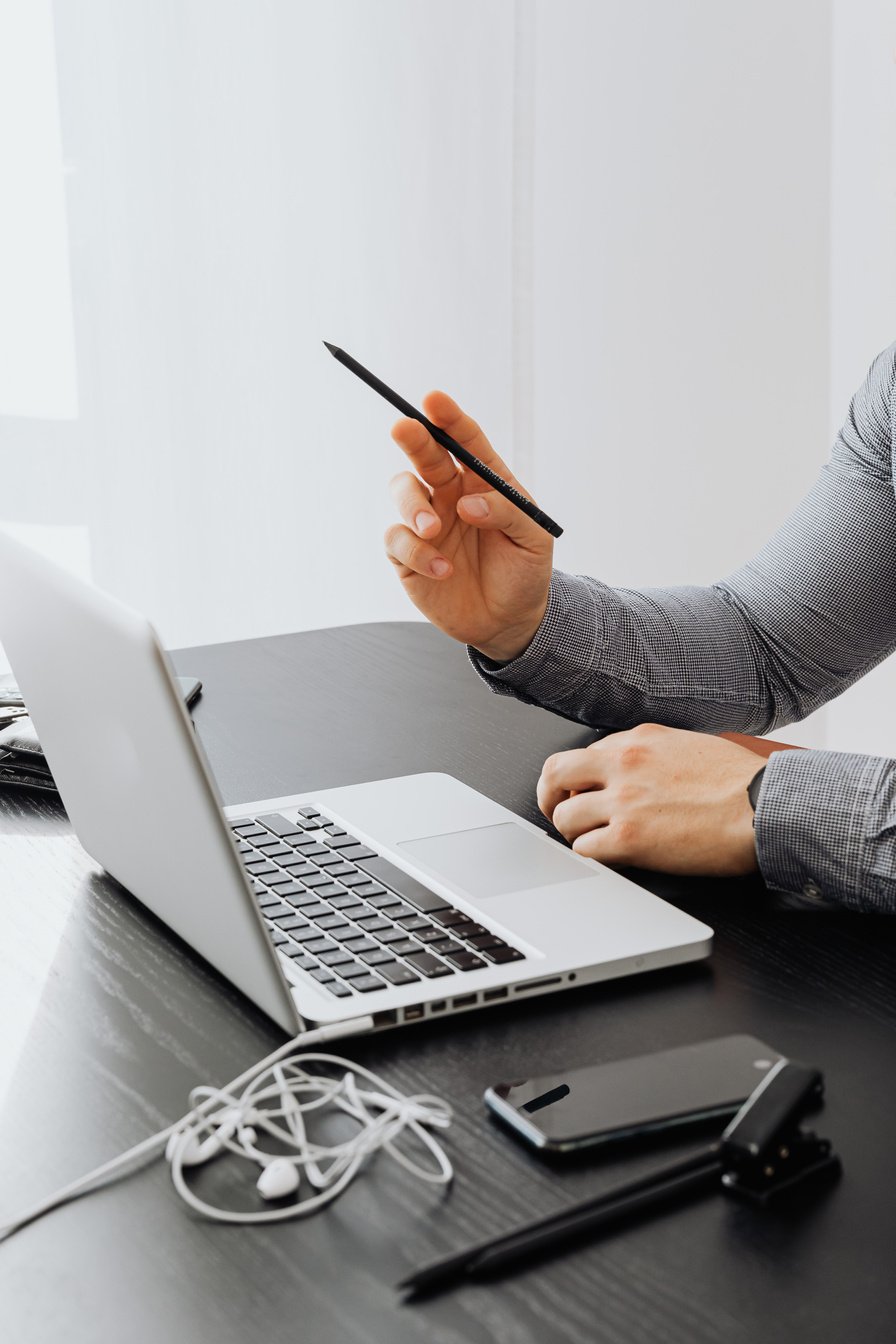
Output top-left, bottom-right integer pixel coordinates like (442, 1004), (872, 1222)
(469, 568), (820, 736)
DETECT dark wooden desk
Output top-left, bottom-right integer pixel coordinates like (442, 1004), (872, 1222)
(1, 622), (894, 1344)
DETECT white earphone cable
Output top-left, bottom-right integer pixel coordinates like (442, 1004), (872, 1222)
(0, 1015), (453, 1242)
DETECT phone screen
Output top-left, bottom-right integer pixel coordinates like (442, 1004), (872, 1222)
(485, 1035), (782, 1152)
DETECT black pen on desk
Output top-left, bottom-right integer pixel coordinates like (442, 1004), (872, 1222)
(323, 341), (564, 539)
(398, 1145), (722, 1299)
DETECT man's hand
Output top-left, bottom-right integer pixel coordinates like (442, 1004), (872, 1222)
(537, 723), (762, 877)
(384, 391), (553, 663)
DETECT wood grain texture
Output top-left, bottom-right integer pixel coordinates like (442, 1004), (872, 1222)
(0, 621), (894, 1344)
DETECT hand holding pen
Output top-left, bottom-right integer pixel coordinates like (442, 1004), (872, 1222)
(324, 344), (559, 665)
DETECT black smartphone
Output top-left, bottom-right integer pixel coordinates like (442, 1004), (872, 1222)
(484, 1034), (782, 1154)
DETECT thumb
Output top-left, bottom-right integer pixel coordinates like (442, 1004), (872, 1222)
(456, 491), (549, 549)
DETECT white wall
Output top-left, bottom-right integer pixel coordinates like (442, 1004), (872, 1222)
(4, 1), (888, 762)
(825, 0), (896, 755)
(528, 0), (832, 745)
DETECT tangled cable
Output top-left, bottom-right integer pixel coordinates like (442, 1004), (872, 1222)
(165, 1051), (454, 1223)
(0, 1018), (452, 1242)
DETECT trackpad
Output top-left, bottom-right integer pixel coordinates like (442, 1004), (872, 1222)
(398, 822), (588, 899)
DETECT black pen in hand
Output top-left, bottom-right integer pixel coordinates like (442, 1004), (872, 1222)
(324, 342), (564, 540)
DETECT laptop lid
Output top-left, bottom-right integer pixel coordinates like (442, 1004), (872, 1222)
(0, 531), (300, 1035)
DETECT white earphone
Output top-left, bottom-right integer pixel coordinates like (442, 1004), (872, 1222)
(0, 1016), (453, 1241)
(164, 1050), (453, 1223)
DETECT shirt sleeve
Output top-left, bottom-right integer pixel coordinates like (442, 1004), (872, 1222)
(469, 342), (896, 911)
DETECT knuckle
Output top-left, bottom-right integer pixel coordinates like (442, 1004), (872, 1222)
(617, 740), (645, 769)
(542, 753), (562, 780)
(383, 523), (403, 553)
(612, 817), (638, 858)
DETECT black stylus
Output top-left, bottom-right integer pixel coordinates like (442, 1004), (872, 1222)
(324, 342), (563, 539)
(399, 1146), (722, 1298)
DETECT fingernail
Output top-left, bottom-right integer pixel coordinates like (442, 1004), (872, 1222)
(415, 511), (437, 533)
(430, 558), (450, 578)
(462, 496), (489, 518)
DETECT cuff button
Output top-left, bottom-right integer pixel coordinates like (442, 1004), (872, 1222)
(802, 880), (823, 900)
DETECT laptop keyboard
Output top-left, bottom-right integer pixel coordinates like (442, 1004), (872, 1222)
(231, 805), (525, 998)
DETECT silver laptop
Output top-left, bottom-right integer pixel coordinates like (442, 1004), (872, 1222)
(0, 531), (712, 1037)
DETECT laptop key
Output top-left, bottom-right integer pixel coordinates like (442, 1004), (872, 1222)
(318, 947), (354, 966)
(338, 845), (378, 863)
(388, 938), (422, 957)
(378, 926), (412, 945)
(328, 893), (366, 910)
(450, 921), (489, 941)
(360, 948), (397, 966)
(342, 937), (378, 955)
(355, 915), (391, 933)
(267, 905), (298, 921)
(298, 904), (331, 920)
(297, 806), (322, 819)
(430, 908), (466, 926)
(405, 952), (452, 979)
(339, 962), (375, 980)
(397, 915), (431, 932)
(300, 871), (335, 888)
(353, 882), (387, 899)
(279, 859), (318, 876)
(377, 961), (420, 985)
(340, 871), (375, 888)
(350, 975), (386, 993)
(276, 915), (311, 932)
(314, 883), (351, 899)
(310, 966), (335, 983)
(314, 915), (351, 933)
(288, 925), (325, 943)
(304, 938), (337, 956)
(443, 950), (487, 971)
(414, 927), (447, 945)
(324, 833), (361, 850)
(257, 813), (305, 838)
(364, 891), (400, 909)
(268, 929), (288, 946)
(283, 950), (316, 970)
(315, 854), (346, 869)
(264, 872), (297, 887)
(353, 856), (449, 912)
(467, 932), (506, 951)
(429, 937), (463, 956)
(275, 883), (307, 900)
(483, 945), (525, 964)
(326, 862), (357, 878)
(322, 980), (354, 997)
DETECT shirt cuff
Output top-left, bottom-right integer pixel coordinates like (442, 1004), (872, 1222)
(467, 570), (608, 710)
(754, 747), (892, 913)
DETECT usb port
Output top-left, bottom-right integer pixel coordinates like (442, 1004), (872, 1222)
(453, 994), (477, 1009)
(403, 1005), (424, 1021)
(483, 988), (507, 1002)
(430, 1000), (447, 1013)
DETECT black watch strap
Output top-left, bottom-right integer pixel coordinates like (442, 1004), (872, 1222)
(747, 764), (766, 818)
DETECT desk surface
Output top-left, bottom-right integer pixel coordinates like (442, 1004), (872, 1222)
(1, 621), (894, 1344)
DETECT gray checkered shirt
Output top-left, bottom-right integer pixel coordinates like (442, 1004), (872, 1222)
(471, 342), (896, 914)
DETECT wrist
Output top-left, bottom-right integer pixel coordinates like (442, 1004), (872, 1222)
(473, 601), (549, 666)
